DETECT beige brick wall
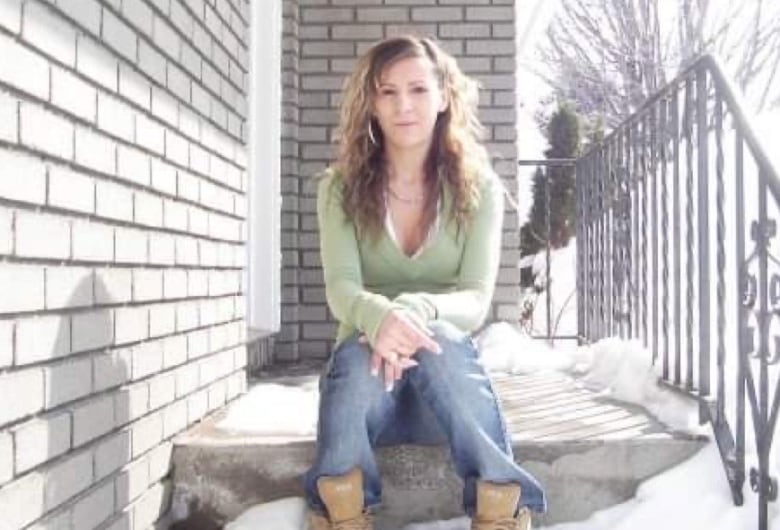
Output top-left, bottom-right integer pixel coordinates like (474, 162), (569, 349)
(277, 0), (521, 362)
(0, 0), (250, 528)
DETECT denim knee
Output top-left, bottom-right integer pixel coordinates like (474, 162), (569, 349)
(325, 336), (375, 387)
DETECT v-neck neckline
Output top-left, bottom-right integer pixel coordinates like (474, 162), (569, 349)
(381, 184), (450, 263)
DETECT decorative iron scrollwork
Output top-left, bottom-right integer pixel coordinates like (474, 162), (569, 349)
(750, 219), (777, 246)
(742, 273), (757, 308)
(750, 468), (778, 501)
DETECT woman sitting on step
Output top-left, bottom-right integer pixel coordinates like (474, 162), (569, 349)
(304, 35), (547, 530)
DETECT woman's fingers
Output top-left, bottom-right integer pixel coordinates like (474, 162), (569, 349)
(370, 351), (382, 377)
(396, 315), (441, 354)
(383, 358), (396, 391)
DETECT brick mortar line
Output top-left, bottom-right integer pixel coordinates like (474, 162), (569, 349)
(0, 32), (250, 178)
(19, 3), (249, 143)
(0, 189), (246, 246)
(182, 0), (251, 57)
(0, 320), (247, 398)
(0, 367), (244, 514)
(0, 289), (244, 325)
(0, 109), (249, 215)
(0, 252), (245, 272)
(137, 0), (250, 81)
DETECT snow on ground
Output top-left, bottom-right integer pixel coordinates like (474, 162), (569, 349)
(216, 377), (319, 437)
(225, 441), (779, 530)
(221, 328), (777, 529)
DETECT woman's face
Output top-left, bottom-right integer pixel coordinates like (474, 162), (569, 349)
(372, 55), (447, 153)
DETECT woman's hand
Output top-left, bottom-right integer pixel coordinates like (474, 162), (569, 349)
(367, 309), (442, 391)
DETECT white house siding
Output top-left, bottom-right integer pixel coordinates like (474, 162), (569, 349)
(277, 0), (521, 362)
(0, 0), (250, 528)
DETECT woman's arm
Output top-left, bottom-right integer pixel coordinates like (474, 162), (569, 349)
(393, 172), (505, 332)
(317, 171), (399, 344)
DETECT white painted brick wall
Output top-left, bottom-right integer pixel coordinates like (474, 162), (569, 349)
(76, 125), (117, 175)
(94, 430), (131, 480)
(71, 481), (115, 530)
(149, 303), (176, 338)
(72, 219), (115, 262)
(0, 155), (41, 206)
(44, 357), (92, 408)
(116, 228), (149, 264)
(51, 67), (97, 122)
(0, 92), (18, 143)
(149, 233), (175, 265)
(72, 394), (116, 446)
(0, 263), (45, 313)
(20, 103), (73, 160)
(15, 211), (70, 260)
(0, 320), (12, 368)
(23, 1), (77, 67)
(131, 340), (163, 380)
(147, 441), (172, 482)
(98, 92), (137, 142)
(148, 373), (176, 410)
(76, 35), (119, 91)
(72, 309), (114, 353)
(163, 334), (188, 368)
(115, 306), (149, 345)
(15, 314), (70, 365)
(116, 456), (149, 504)
(0, 368), (45, 426)
(0, 472), (45, 530)
(0, 33), (50, 100)
(45, 266), (93, 309)
(133, 269), (164, 302)
(0, 1), (250, 527)
(0, 430), (12, 485)
(115, 383), (149, 425)
(174, 363), (198, 397)
(131, 412), (162, 457)
(95, 267), (133, 304)
(49, 165), (96, 214)
(44, 450), (92, 510)
(94, 348), (132, 391)
(0, 0), (22, 35)
(58, 0), (102, 35)
(14, 412), (71, 473)
(135, 192), (164, 227)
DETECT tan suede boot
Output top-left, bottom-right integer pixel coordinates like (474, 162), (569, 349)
(308, 468), (374, 530)
(471, 481), (532, 530)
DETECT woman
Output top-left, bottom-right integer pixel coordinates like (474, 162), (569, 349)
(304, 36), (546, 530)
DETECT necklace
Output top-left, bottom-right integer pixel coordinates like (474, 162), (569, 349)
(386, 185), (425, 205)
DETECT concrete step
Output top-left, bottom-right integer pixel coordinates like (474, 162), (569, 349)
(169, 365), (707, 529)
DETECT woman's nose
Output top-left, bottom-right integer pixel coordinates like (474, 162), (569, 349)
(397, 92), (413, 113)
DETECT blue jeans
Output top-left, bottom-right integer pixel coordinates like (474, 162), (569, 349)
(303, 320), (547, 515)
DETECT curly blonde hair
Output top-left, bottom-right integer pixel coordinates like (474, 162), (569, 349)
(333, 36), (490, 239)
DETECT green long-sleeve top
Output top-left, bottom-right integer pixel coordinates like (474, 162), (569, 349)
(317, 167), (505, 346)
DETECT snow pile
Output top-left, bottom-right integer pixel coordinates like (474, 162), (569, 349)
(225, 498), (307, 530)
(216, 380), (319, 437)
(476, 321), (580, 374)
(573, 338), (701, 432)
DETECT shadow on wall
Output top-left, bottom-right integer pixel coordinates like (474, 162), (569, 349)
(7, 270), (167, 528)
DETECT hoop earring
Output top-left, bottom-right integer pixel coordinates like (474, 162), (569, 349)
(368, 120), (378, 146)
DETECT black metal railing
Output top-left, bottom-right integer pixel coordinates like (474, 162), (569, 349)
(577, 54), (779, 529)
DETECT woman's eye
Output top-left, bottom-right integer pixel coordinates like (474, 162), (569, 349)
(412, 86), (428, 93)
